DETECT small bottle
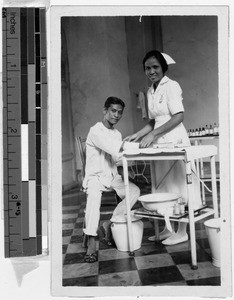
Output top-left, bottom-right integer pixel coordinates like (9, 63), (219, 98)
(205, 125), (209, 135)
(213, 123), (218, 135)
(180, 203), (185, 214)
(174, 202), (180, 215)
(199, 127), (202, 136)
(189, 130), (192, 137)
(209, 125), (214, 135)
(195, 128), (199, 137)
(202, 127), (206, 136)
(187, 130), (191, 137)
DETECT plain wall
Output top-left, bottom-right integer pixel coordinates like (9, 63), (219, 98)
(161, 16), (218, 131)
(125, 16), (163, 132)
(62, 17), (135, 140)
(161, 16), (219, 156)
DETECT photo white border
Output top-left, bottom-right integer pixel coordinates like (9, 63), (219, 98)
(50, 5), (231, 298)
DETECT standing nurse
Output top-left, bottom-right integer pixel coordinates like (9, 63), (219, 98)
(126, 50), (202, 245)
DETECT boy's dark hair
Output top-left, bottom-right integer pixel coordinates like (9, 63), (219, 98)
(142, 50), (168, 73)
(104, 97), (125, 109)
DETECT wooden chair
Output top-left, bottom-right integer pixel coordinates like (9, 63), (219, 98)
(75, 136), (86, 186)
(75, 137), (121, 247)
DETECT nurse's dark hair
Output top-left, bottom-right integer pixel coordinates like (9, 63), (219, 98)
(143, 50), (168, 73)
(104, 97), (125, 109)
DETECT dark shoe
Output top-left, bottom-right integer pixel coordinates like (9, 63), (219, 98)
(84, 252), (98, 263)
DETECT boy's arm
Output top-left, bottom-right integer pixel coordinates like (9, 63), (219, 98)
(89, 127), (139, 160)
(89, 128), (123, 159)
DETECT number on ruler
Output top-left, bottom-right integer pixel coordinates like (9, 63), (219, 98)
(15, 202), (21, 216)
(2, 8), (7, 18)
(10, 128), (18, 133)
(41, 60), (46, 68)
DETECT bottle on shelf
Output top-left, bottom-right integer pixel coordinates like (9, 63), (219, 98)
(199, 127), (203, 136)
(205, 125), (209, 135)
(213, 123), (219, 136)
(180, 203), (185, 214)
(202, 127), (206, 136)
(187, 130), (191, 137)
(192, 129), (195, 137)
(177, 198), (185, 215)
(209, 124), (214, 135)
(174, 202), (180, 215)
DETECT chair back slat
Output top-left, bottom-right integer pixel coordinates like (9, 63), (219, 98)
(75, 137), (86, 180)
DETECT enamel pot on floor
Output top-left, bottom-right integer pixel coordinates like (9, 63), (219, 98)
(111, 217), (144, 252)
(204, 218), (221, 267)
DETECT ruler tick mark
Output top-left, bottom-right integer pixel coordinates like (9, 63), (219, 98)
(3, 7), (47, 257)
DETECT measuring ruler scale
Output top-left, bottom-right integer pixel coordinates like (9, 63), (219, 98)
(2, 7), (47, 257)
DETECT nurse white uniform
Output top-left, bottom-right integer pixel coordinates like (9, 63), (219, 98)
(147, 76), (201, 209)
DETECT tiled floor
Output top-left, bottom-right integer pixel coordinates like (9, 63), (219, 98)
(62, 180), (221, 287)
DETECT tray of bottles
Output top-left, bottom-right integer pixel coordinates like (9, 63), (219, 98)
(188, 123), (219, 138)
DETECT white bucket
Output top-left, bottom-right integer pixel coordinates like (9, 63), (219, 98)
(111, 219), (144, 252)
(204, 218), (221, 267)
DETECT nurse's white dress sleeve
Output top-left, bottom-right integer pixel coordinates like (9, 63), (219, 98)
(166, 80), (184, 115)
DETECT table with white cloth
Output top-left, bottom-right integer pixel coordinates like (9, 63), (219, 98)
(122, 145), (218, 269)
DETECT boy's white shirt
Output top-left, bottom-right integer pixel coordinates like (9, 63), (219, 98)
(82, 122), (139, 189)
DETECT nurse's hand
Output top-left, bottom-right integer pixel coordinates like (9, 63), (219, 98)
(140, 132), (155, 148)
(124, 133), (140, 142)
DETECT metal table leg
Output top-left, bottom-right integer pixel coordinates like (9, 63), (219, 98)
(210, 155), (218, 217)
(123, 156), (135, 256)
(150, 161), (159, 241)
(186, 160), (198, 269)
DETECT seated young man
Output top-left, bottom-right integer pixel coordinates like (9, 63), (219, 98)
(82, 96), (140, 263)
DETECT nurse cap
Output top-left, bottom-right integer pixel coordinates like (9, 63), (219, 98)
(161, 53), (176, 65)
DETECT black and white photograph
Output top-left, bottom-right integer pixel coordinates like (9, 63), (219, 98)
(50, 5), (231, 298)
(0, 1), (233, 300)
